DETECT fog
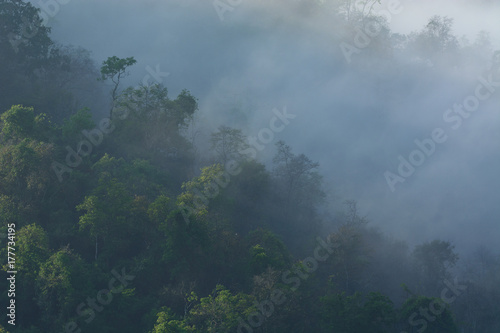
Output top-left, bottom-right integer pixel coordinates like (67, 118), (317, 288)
(37, 0), (500, 255)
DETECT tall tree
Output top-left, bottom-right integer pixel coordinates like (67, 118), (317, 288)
(77, 178), (134, 264)
(188, 285), (253, 332)
(35, 247), (92, 330)
(210, 125), (248, 166)
(99, 56), (136, 117)
(273, 140), (323, 211)
(413, 240), (459, 295)
(400, 296), (459, 333)
(110, 84), (197, 180)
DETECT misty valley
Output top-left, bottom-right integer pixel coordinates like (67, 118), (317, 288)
(1, 0), (500, 332)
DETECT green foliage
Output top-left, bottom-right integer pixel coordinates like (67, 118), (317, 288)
(180, 164), (225, 195)
(0, 224), (50, 327)
(246, 228), (290, 274)
(0, 105), (50, 141)
(100, 56), (137, 82)
(174, 89), (198, 120)
(318, 218), (375, 295)
(14, 224), (50, 278)
(400, 296), (459, 333)
(148, 195), (172, 225)
(0, 2), (86, 123)
(408, 15), (461, 67)
(108, 84), (196, 180)
(77, 177), (138, 264)
(271, 141), (325, 252)
(413, 16), (459, 54)
(0, 80), (468, 333)
(150, 308), (195, 333)
(321, 291), (396, 333)
(0, 11), (482, 332)
(0, 194), (19, 225)
(1, 105), (35, 139)
(0, 107), (56, 207)
(273, 140), (324, 207)
(413, 240), (459, 293)
(363, 292), (397, 332)
(92, 154), (168, 198)
(61, 107), (95, 144)
(35, 247), (92, 329)
(188, 285), (253, 332)
(99, 56), (137, 116)
(115, 84), (196, 128)
(0, 0), (52, 59)
(230, 160), (269, 201)
(210, 125), (248, 165)
(0, 137), (54, 205)
(159, 207), (211, 282)
(177, 164), (227, 223)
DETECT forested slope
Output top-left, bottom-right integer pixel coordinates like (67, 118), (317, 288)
(0, 1), (499, 332)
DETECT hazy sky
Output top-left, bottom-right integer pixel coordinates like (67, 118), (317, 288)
(35, 0), (500, 255)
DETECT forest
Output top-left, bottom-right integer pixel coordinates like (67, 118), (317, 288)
(1, 0), (500, 332)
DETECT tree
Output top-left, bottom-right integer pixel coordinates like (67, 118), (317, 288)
(77, 177), (134, 264)
(210, 125), (248, 166)
(43, 45), (108, 122)
(176, 163), (228, 228)
(400, 296), (459, 333)
(0, 0), (52, 109)
(0, 105), (51, 141)
(321, 291), (396, 333)
(413, 240), (459, 295)
(273, 140), (323, 210)
(0, 0), (51, 58)
(334, 0), (381, 22)
(149, 308), (195, 333)
(325, 224), (370, 294)
(339, 200), (368, 228)
(109, 84), (197, 177)
(99, 56), (137, 117)
(0, 106), (55, 205)
(271, 141), (324, 251)
(0, 2), (85, 122)
(409, 16), (460, 66)
(1, 224), (50, 327)
(35, 247), (92, 329)
(363, 292), (397, 332)
(60, 107), (95, 145)
(188, 285), (253, 332)
(91, 154), (167, 199)
(14, 224), (50, 277)
(0, 106), (55, 207)
(0, 135), (55, 210)
(0, 2), (108, 123)
(245, 228), (290, 275)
